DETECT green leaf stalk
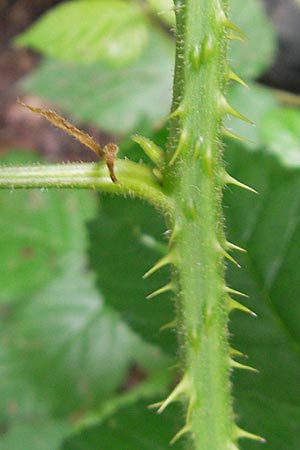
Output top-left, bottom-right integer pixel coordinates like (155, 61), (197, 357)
(0, 160), (171, 212)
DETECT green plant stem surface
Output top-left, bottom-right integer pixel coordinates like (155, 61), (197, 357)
(163, 1), (240, 449)
(0, 160), (171, 212)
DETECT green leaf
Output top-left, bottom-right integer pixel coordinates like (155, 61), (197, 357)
(0, 344), (49, 422)
(224, 144), (300, 449)
(21, 33), (173, 134)
(62, 401), (184, 450)
(74, 369), (171, 433)
(88, 196), (176, 355)
(147, 0), (175, 26)
(15, 0), (149, 66)
(229, 0), (276, 79)
(0, 185), (95, 302)
(1, 421), (71, 450)
(260, 107), (300, 167)
(5, 253), (148, 415)
(225, 83), (278, 148)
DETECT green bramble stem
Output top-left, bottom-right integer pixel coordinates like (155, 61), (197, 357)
(154, 0), (258, 448)
(0, 160), (172, 213)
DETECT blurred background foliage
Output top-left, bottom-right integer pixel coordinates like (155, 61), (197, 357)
(0, 0), (300, 449)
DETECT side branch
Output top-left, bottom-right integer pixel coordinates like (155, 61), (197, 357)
(0, 160), (172, 213)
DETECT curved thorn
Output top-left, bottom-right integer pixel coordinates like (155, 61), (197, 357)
(224, 19), (246, 37)
(227, 297), (257, 317)
(230, 348), (248, 359)
(215, 240), (241, 267)
(147, 282), (174, 299)
(227, 31), (245, 42)
(231, 359), (258, 373)
(148, 400), (163, 410)
(223, 172), (258, 194)
(143, 250), (175, 279)
(186, 392), (196, 423)
(222, 127), (250, 143)
(170, 425), (191, 445)
(221, 97), (254, 124)
(223, 250), (241, 268)
(227, 68), (248, 88)
(236, 426), (266, 443)
(226, 241), (246, 253)
(225, 286), (248, 298)
(160, 320), (177, 332)
(153, 374), (190, 414)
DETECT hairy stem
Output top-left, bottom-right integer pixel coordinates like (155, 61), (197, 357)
(0, 160), (172, 212)
(162, 0), (246, 448)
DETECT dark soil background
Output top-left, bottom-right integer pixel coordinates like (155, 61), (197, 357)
(259, 0), (300, 91)
(0, 0), (105, 162)
(0, 0), (300, 161)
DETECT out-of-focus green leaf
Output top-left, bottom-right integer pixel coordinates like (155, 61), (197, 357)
(260, 107), (300, 167)
(224, 144), (300, 450)
(225, 83), (278, 148)
(74, 369), (171, 433)
(21, 33), (173, 134)
(62, 401), (184, 450)
(88, 196), (176, 355)
(147, 0), (175, 26)
(1, 421), (71, 450)
(15, 0), (148, 66)
(0, 344), (49, 422)
(5, 253), (148, 415)
(0, 183), (95, 303)
(229, 0), (276, 79)
(1, 253), (169, 446)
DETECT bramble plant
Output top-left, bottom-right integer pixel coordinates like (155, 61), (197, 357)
(1, 1), (300, 450)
